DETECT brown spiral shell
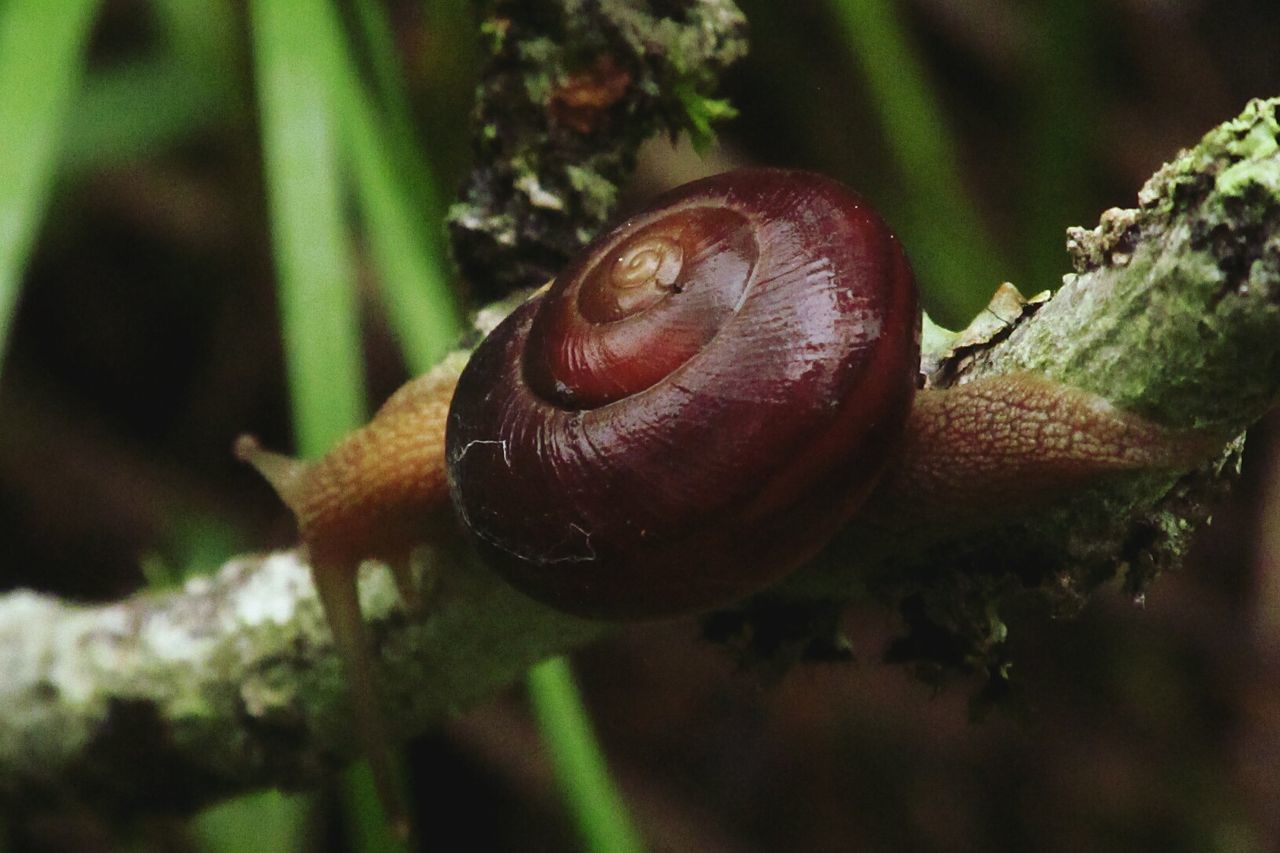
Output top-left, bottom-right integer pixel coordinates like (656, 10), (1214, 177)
(445, 169), (920, 618)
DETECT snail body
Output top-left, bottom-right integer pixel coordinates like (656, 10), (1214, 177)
(233, 362), (462, 840)
(238, 167), (1210, 830)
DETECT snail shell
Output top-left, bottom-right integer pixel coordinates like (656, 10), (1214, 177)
(445, 169), (919, 618)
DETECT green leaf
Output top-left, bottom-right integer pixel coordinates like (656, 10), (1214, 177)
(829, 0), (1004, 324)
(195, 789), (311, 853)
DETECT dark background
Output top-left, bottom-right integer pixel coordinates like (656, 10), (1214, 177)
(3, 1), (1280, 851)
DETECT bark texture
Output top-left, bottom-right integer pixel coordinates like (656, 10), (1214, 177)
(819, 99), (1280, 680)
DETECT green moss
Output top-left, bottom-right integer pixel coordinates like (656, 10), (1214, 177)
(449, 1), (748, 299)
(834, 98), (1280, 689)
(1216, 133), (1280, 198)
(565, 164), (617, 223)
(673, 81), (739, 153)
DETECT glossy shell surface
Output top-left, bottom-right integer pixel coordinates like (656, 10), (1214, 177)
(446, 169), (919, 618)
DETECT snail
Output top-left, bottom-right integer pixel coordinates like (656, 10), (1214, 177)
(444, 169), (1207, 617)
(237, 167), (1210, 833)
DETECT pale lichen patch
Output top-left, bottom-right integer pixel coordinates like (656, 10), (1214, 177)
(141, 610), (215, 663)
(54, 605), (132, 705)
(0, 591), (59, 690)
(515, 173), (566, 211)
(227, 551), (312, 628)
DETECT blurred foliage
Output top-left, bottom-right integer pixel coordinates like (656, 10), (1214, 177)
(0, 0), (98, 371)
(1, 1), (1279, 851)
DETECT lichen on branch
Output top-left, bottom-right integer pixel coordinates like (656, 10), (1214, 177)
(799, 98), (1280, 685)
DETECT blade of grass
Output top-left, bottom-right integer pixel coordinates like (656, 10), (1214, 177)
(528, 658), (646, 853)
(416, 0), (483, 184)
(306, 10), (447, 850)
(339, 98), (463, 370)
(139, 510), (246, 591)
(319, 2), (462, 371)
(350, 0), (450, 224)
(250, 0), (366, 456)
(351, 0), (421, 164)
(252, 7), (412, 851)
(0, 0), (99, 375)
(829, 0), (1003, 324)
(344, 8), (639, 850)
(264, 8), (630, 851)
(341, 761), (411, 853)
(152, 0), (237, 71)
(62, 58), (232, 173)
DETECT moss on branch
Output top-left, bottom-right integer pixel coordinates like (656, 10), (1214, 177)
(447, 0), (748, 301)
(797, 98), (1280, 686)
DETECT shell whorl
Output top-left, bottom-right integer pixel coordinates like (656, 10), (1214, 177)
(446, 169), (920, 618)
(604, 233), (682, 298)
(526, 205), (758, 408)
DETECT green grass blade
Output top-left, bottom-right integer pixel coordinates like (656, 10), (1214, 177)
(0, 0), (99, 374)
(829, 0), (1003, 323)
(252, 8), (410, 851)
(340, 761), (408, 853)
(351, 0), (419, 147)
(339, 7), (639, 847)
(341, 100), (463, 371)
(354, 4), (641, 844)
(250, 0), (366, 455)
(151, 0), (236, 70)
(320, 4), (462, 372)
(529, 658), (646, 853)
(315, 7), (451, 841)
(259, 10), (624, 853)
(351, 0), (448, 223)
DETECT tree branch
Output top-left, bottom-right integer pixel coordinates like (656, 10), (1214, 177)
(3, 74), (1278, 827)
(0, 543), (602, 815)
(797, 98), (1280, 677)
